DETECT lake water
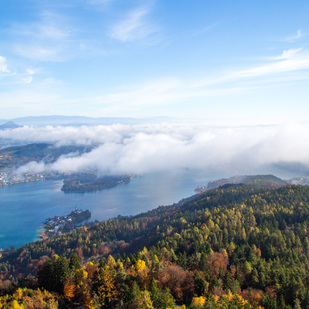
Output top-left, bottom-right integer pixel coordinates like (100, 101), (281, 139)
(0, 170), (216, 249)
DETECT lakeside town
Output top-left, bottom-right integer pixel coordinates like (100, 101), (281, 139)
(0, 171), (44, 188)
(0, 169), (133, 192)
(40, 208), (91, 239)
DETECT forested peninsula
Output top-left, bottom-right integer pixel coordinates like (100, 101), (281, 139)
(1, 180), (309, 308)
(61, 174), (131, 193)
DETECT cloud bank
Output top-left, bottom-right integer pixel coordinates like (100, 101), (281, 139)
(2, 122), (309, 178)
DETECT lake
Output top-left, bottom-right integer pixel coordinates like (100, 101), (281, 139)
(0, 170), (216, 249)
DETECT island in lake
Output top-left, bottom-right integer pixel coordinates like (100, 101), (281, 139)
(61, 173), (131, 192)
(40, 208), (91, 239)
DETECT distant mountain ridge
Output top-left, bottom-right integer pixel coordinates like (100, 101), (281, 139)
(0, 121), (21, 130)
(195, 174), (287, 193)
(0, 115), (181, 127)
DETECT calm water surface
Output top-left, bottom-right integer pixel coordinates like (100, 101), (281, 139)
(0, 170), (215, 249)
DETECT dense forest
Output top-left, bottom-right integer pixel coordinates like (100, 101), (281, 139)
(1, 182), (309, 308)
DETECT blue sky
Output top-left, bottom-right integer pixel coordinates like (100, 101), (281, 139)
(1, 0), (309, 123)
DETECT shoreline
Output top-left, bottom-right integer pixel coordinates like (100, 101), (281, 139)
(0, 171), (214, 250)
(38, 226), (48, 241)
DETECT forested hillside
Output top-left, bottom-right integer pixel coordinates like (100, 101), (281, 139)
(1, 183), (309, 308)
(0, 143), (93, 170)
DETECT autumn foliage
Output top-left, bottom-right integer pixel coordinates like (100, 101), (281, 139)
(1, 184), (309, 308)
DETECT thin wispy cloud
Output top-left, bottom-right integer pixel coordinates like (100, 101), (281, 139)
(194, 21), (221, 36)
(0, 56), (40, 85)
(37, 11), (71, 40)
(88, 78), (249, 114)
(285, 29), (304, 42)
(272, 48), (302, 60)
(95, 48), (309, 109)
(10, 11), (75, 62)
(190, 48), (309, 90)
(3, 47), (309, 118)
(109, 6), (158, 42)
(235, 49), (309, 78)
(1, 1), (309, 123)
(0, 56), (10, 73)
(16, 68), (39, 85)
(1, 41), (309, 122)
(15, 45), (65, 62)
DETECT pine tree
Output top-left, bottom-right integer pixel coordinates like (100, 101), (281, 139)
(194, 271), (207, 296)
(69, 252), (81, 271)
(136, 290), (154, 309)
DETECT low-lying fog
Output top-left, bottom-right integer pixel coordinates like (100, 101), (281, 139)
(1, 121), (309, 179)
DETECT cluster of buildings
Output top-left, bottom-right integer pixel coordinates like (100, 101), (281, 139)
(194, 185), (208, 194)
(41, 208), (90, 239)
(0, 171), (44, 187)
(288, 177), (309, 186)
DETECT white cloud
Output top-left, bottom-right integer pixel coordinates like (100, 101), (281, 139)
(17, 67), (39, 84)
(190, 48), (309, 90)
(2, 46), (309, 118)
(85, 48), (309, 111)
(0, 56), (10, 73)
(235, 49), (309, 78)
(285, 29), (304, 42)
(273, 48), (302, 60)
(109, 6), (158, 42)
(5, 122), (309, 178)
(0, 56), (34, 85)
(87, 78), (248, 116)
(94, 78), (183, 106)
